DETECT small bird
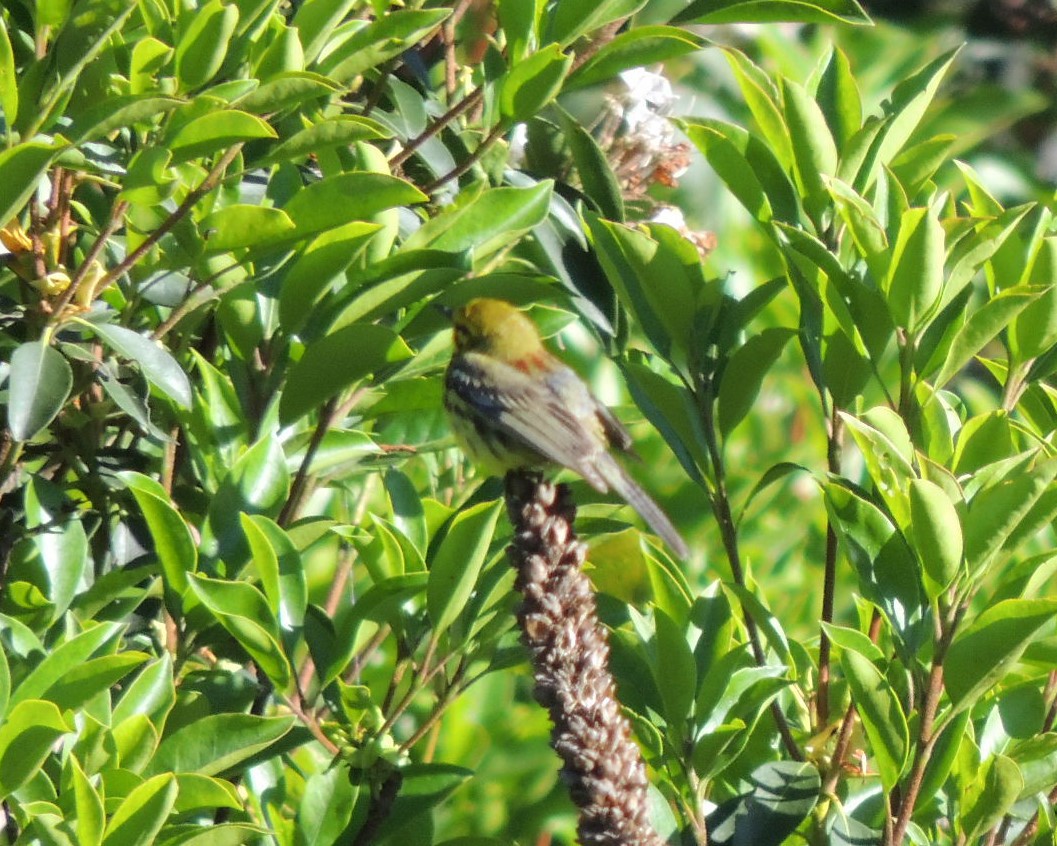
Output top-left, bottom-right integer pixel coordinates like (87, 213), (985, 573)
(443, 297), (689, 557)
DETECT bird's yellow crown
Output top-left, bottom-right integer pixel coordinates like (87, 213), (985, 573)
(451, 298), (546, 360)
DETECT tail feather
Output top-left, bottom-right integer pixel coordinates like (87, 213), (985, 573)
(597, 456), (689, 557)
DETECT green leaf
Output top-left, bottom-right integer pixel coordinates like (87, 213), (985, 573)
(8, 341), (73, 441)
(241, 514), (307, 633)
(147, 713), (294, 776)
(295, 766), (358, 846)
(945, 599), (1057, 710)
(24, 476), (88, 621)
(83, 320), (192, 407)
(908, 478), (962, 595)
(0, 19), (17, 125)
(282, 172), (426, 241)
(278, 221), (381, 333)
(674, 0), (869, 24)
(546, 0), (646, 45)
(816, 46), (862, 150)
(112, 655), (176, 728)
(258, 115), (391, 165)
(70, 95), (183, 143)
(188, 574), (293, 690)
(963, 459), (1057, 570)
(717, 328), (795, 437)
(0, 699), (70, 800)
(102, 773), (178, 846)
(201, 205), (296, 252)
(885, 206), (944, 331)
(67, 755), (104, 846)
(166, 109), (275, 162)
(236, 71), (341, 114)
(841, 411), (915, 528)
(403, 182), (553, 257)
(427, 500), (503, 635)
(499, 44), (572, 124)
(205, 434), (291, 566)
(707, 761), (822, 845)
(559, 109), (624, 221)
(45, 652), (149, 712)
(653, 608), (696, 735)
(841, 650), (909, 790)
(782, 77), (838, 220)
(375, 763), (474, 841)
(681, 117), (798, 225)
(0, 142), (59, 228)
(960, 755), (1023, 841)
(318, 9), (450, 84)
(121, 471), (198, 596)
(567, 26), (706, 92)
(280, 324), (413, 423)
(931, 286), (1043, 387)
(175, 0), (239, 91)
(9, 621), (123, 707)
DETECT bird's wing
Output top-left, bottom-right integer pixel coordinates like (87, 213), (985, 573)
(446, 352), (610, 489)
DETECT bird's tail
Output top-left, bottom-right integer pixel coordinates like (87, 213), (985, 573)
(597, 456), (689, 557)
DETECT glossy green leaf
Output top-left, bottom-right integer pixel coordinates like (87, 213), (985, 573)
(8, 341), (72, 441)
(67, 755), (104, 846)
(70, 95), (183, 143)
(718, 328), (795, 437)
(278, 221), (381, 332)
(560, 109), (624, 221)
(84, 320), (192, 407)
(653, 607), (696, 735)
(0, 19), (17, 124)
(0, 142), (58, 229)
(9, 621), (123, 707)
(102, 773), (178, 846)
(885, 206), (944, 331)
(908, 478), (962, 595)
(782, 77), (838, 219)
(375, 763), (474, 841)
(567, 26), (705, 92)
(403, 182), (553, 257)
(236, 70), (341, 113)
(112, 655), (176, 728)
(24, 476), (87, 620)
(931, 286), (1042, 387)
(201, 205), (296, 252)
(945, 599), (1057, 710)
(427, 500), (503, 635)
(241, 514), (307, 633)
(282, 172), (426, 240)
(963, 460), (1057, 569)
(280, 324), (413, 423)
(121, 471), (198, 596)
(319, 9), (450, 84)
(961, 755), (1023, 841)
(674, 0), (869, 24)
(259, 115), (390, 165)
(188, 574), (292, 690)
(45, 652), (148, 712)
(148, 713), (294, 777)
(547, 0), (645, 45)
(499, 44), (571, 124)
(167, 110), (275, 162)
(707, 761), (822, 845)
(0, 699), (70, 800)
(841, 649), (909, 790)
(175, 0), (239, 90)
(296, 765), (359, 846)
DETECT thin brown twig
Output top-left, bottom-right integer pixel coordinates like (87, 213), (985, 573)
(389, 87), (483, 169)
(53, 199), (129, 315)
(425, 121), (506, 195)
(95, 145), (243, 294)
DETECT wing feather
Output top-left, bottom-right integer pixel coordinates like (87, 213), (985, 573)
(446, 352), (609, 490)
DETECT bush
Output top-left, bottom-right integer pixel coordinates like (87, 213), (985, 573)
(1, 1), (1056, 844)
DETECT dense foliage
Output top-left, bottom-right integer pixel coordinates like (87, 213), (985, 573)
(2, 0), (1057, 844)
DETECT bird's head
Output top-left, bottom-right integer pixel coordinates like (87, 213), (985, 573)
(450, 298), (545, 360)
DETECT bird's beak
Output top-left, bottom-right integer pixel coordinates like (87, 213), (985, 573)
(433, 301), (454, 320)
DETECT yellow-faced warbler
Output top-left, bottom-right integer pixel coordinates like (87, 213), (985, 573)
(444, 298), (688, 557)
